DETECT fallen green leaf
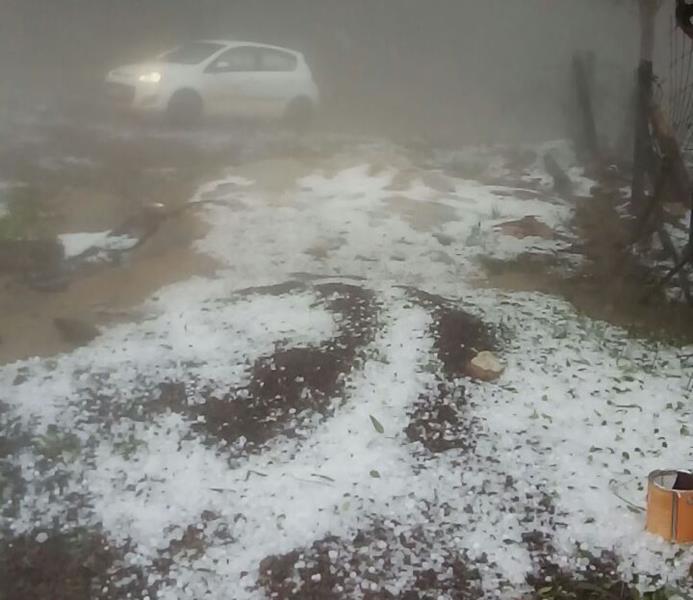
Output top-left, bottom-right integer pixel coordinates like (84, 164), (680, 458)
(369, 415), (385, 434)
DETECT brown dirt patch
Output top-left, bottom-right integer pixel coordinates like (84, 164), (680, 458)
(158, 283), (378, 452)
(517, 490), (665, 599)
(522, 530), (657, 600)
(435, 306), (496, 379)
(404, 383), (472, 454)
(0, 529), (155, 600)
(526, 552), (641, 600)
(406, 288), (497, 379)
(496, 216), (555, 240)
(258, 522), (483, 600)
(402, 288), (498, 455)
(153, 515), (234, 576)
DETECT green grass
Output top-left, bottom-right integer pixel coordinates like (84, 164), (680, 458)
(0, 186), (43, 241)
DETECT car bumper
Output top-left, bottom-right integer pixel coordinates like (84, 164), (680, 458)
(104, 79), (167, 114)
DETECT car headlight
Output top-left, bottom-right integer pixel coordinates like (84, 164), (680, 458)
(138, 72), (162, 83)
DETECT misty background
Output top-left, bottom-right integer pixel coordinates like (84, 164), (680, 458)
(0, 0), (656, 145)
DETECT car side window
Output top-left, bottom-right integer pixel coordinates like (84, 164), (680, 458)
(257, 49), (297, 72)
(206, 47), (258, 73)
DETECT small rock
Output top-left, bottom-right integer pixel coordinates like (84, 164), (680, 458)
(466, 351), (505, 382)
(53, 317), (100, 346)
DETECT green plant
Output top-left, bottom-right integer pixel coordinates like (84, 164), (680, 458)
(0, 187), (42, 240)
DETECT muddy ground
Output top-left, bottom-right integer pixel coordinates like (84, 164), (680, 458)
(1, 107), (692, 600)
(2, 110), (692, 368)
(256, 522), (651, 600)
(0, 528), (155, 600)
(0, 116), (234, 363)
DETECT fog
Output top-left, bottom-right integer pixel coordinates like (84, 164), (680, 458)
(4, 2), (693, 598)
(1, 0), (644, 143)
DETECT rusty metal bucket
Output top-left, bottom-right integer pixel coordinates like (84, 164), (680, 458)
(646, 470), (693, 543)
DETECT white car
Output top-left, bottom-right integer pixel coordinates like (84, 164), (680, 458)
(105, 40), (320, 125)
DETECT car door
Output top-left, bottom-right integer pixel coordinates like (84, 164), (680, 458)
(251, 48), (300, 117)
(201, 46), (259, 117)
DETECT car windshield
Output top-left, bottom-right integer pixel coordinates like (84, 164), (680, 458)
(159, 42), (224, 64)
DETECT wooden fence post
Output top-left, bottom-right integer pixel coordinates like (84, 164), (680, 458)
(631, 0), (662, 213)
(572, 53), (600, 161)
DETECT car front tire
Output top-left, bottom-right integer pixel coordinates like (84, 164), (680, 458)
(166, 89), (203, 126)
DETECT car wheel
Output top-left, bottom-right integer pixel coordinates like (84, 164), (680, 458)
(283, 97), (314, 132)
(166, 89), (203, 126)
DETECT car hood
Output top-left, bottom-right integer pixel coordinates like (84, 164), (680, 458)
(106, 62), (192, 81)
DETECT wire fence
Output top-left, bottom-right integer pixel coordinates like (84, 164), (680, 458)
(667, 11), (693, 158)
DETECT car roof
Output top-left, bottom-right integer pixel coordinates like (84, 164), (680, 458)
(198, 40), (302, 57)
